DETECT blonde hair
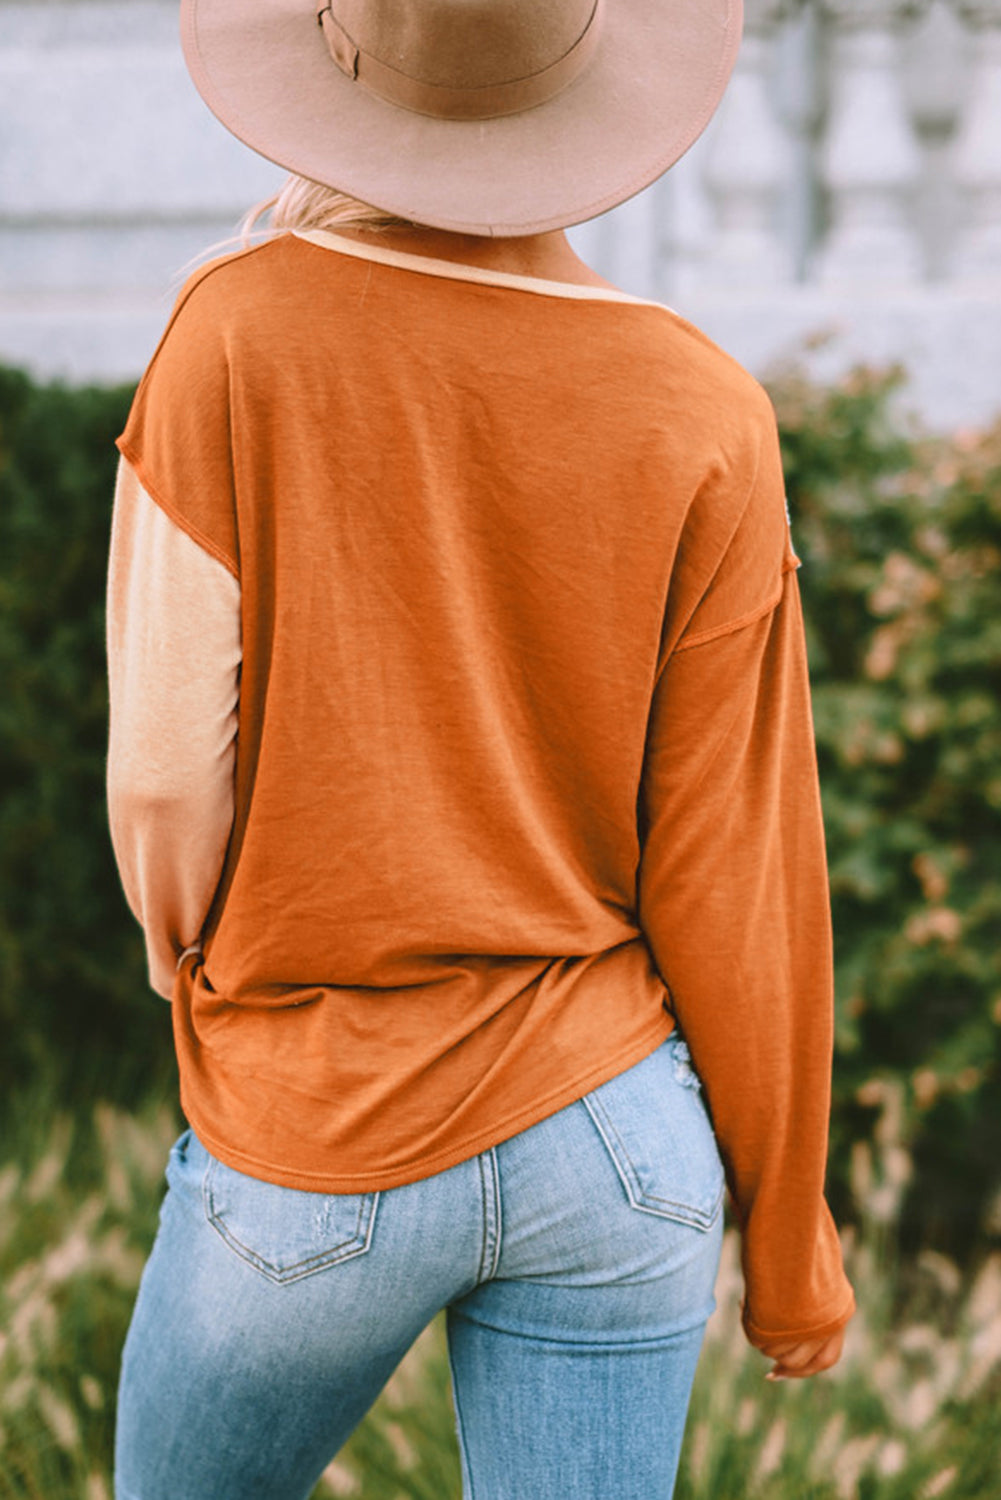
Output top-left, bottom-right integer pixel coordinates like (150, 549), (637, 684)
(171, 174), (419, 289)
(239, 173), (417, 243)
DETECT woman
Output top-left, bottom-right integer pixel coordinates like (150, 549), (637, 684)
(107, 1), (856, 1496)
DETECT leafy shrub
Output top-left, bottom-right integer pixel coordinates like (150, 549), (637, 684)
(774, 367), (1001, 1252)
(0, 360), (998, 1253)
(0, 366), (170, 1108)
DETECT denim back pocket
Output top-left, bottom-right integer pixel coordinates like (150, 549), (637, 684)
(582, 1034), (725, 1232)
(203, 1154), (379, 1284)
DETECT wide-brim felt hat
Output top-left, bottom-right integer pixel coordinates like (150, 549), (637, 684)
(181, 0), (743, 237)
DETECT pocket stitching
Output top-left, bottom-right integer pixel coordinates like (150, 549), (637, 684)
(582, 1091), (723, 1232)
(202, 1158), (380, 1283)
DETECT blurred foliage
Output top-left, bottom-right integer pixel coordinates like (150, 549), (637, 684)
(773, 366), (1001, 1253)
(3, 1101), (1001, 1499)
(0, 366), (172, 1110)
(0, 361), (998, 1255)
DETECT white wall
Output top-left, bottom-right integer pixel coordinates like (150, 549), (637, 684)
(2, 0), (1000, 429)
(0, 1), (283, 380)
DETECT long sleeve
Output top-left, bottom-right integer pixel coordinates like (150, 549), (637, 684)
(106, 455), (241, 999)
(638, 563), (856, 1345)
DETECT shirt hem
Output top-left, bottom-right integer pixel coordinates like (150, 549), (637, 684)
(179, 1013), (675, 1193)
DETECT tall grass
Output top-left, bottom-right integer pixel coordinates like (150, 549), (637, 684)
(0, 1100), (175, 1500)
(1, 1086), (999, 1499)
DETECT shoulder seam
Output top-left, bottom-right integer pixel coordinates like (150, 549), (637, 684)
(116, 438), (240, 580)
(673, 557), (800, 654)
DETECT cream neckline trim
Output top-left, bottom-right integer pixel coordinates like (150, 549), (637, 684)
(293, 229), (674, 312)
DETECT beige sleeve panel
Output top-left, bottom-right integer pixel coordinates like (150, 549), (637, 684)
(106, 456), (241, 1000)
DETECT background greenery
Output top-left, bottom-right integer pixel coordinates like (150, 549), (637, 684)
(2, 1095), (1000, 1499)
(0, 366), (159, 1113)
(1, 359), (998, 1250)
(1, 360), (999, 1493)
(773, 368), (1001, 1253)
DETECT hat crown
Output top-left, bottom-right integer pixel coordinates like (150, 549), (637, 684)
(330, 0), (598, 90)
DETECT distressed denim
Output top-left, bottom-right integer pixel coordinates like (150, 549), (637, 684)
(115, 1032), (725, 1500)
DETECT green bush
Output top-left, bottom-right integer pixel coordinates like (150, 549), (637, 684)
(0, 366), (170, 1108)
(774, 367), (1001, 1253)
(0, 361), (998, 1254)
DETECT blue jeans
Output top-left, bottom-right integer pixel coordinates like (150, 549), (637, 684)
(115, 1033), (725, 1499)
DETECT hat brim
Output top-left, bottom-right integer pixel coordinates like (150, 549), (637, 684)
(181, 0), (742, 237)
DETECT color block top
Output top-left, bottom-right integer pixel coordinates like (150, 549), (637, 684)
(107, 229), (855, 1346)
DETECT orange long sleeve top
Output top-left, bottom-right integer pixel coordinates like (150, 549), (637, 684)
(108, 229), (855, 1347)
